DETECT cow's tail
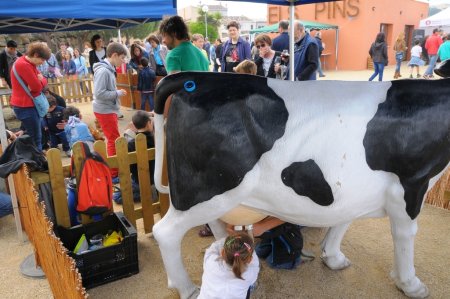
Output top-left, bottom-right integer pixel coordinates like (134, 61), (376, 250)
(153, 74), (185, 195)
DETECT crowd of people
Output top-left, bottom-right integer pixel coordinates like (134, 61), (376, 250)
(368, 27), (449, 81)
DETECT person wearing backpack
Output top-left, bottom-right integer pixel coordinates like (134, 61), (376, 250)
(63, 106), (95, 152)
(92, 42), (128, 180)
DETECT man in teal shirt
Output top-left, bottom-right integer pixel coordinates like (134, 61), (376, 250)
(159, 16), (209, 74)
(438, 34), (450, 61)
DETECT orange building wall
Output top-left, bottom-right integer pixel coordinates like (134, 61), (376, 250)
(268, 0), (428, 70)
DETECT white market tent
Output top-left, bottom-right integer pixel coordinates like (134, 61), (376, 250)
(419, 7), (450, 35)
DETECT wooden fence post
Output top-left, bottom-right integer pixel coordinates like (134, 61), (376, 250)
(115, 137), (136, 227)
(135, 134), (154, 233)
(47, 148), (71, 228)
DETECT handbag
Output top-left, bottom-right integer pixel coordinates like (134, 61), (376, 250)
(12, 64), (49, 117)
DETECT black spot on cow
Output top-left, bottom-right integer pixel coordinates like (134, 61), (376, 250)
(281, 160), (334, 206)
(155, 72), (289, 211)
(364, 79), (450, 219)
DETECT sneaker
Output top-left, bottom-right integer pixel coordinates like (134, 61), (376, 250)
(409, 74), (413, 79)
(198, 224), (213, 237)
(421, 74), (427, 79)
(118, 113), (124, 119)
(319, 74), (326, 77)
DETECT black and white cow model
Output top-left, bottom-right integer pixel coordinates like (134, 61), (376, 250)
(152, 72), (450, 299)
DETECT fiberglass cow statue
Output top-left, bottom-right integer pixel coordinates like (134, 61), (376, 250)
(152, 72), (450, 299)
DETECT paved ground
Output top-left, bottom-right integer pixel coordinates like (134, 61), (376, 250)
(1, 63), (449, 299)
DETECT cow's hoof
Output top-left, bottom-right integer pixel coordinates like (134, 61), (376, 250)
(392, 275), (429, 299)
(321, 252), (351, 270)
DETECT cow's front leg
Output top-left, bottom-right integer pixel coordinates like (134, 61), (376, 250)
(321, 222), (352, 270)
(153, 207), (199, 299)
(389, 215), (429, 298)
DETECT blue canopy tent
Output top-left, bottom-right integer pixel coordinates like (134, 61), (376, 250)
(0, 0), (177, 34)
(222, 0), (341, 80)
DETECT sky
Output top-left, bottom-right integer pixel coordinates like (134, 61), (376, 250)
(177, 0), (450, 20)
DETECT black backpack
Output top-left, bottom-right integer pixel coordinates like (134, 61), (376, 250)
(258, 222), (303, 269)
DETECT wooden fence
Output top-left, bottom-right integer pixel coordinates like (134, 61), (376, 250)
(13, 165), (86, 299)
(30, 135), (170, 232)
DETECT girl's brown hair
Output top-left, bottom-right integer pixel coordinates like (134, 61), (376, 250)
(222, 232), (254, 280)
(26, 42), (51, 60)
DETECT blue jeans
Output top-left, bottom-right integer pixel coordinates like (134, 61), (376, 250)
(0, 192), (13, 218)
(395, 52), (403, 72)
(140, 93), (154, 111)
(49, 131), (70, 151)
(13, 106), (43, 151)
(317, 58), (325, 76)
(369, 62), (385, 81)
(424, 55), (438, 76)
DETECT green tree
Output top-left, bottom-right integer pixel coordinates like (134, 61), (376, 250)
(122, 21), (160, 40)
(196, 9), (222, 27)
(189, 22), (218, 40)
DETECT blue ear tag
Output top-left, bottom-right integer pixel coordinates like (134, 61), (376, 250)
(184, 81), (196, 92)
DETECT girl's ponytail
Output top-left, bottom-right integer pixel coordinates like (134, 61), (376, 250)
(232, 253), (245, 279)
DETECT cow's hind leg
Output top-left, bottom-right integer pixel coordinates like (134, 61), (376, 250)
(321, 222), (352, 270)
(153, 207), (199, 299)
(388, 213), (429, 298)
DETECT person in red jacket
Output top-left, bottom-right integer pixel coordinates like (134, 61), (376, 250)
(10, 42), (51, 151)
(423, 28), (443, 79)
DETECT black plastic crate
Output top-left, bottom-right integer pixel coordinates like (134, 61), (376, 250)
(55, 212), (139, 289)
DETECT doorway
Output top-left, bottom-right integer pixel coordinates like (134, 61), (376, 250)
(404, 25), (414, 61)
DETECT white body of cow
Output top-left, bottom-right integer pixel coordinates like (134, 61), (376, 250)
(153, 79), (443, 299)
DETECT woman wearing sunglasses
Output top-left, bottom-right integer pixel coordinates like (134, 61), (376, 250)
(253, 34), (282, 78)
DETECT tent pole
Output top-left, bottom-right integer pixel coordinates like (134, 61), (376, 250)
(0, 91), (23, 242)
(335, 29), (339, 70)
(118, 29), (122, 44)
(289, 1), (295, 81)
